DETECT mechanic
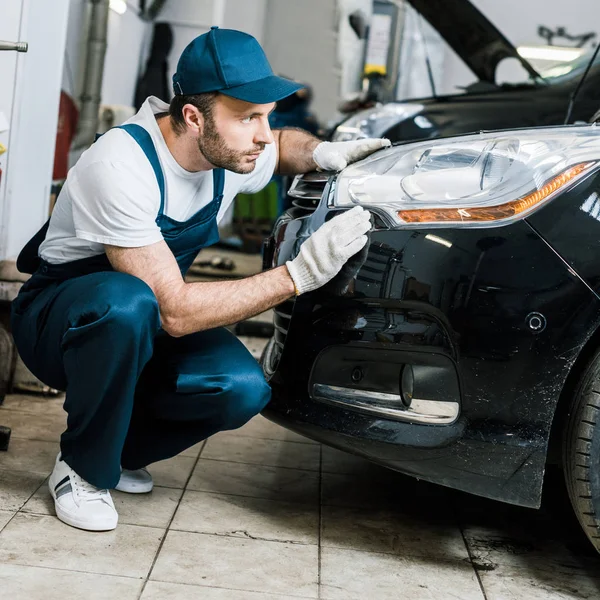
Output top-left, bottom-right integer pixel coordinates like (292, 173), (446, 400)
(10, 27), (390, 532)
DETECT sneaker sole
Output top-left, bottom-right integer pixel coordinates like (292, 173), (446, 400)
(48, 478), (118, 532)
(114, 480), (153, 494)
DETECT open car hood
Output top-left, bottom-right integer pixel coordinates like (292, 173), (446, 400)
(406, 0), (541, 84)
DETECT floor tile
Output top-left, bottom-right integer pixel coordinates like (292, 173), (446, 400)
(202, 435), (320, 472)
(179, 441), (205, 458)
(142, 580), (314, 600)
(234, 415), (318, 445)
(22, 483), (183, 529)
(171, 489), (318, 544)
(146, 455), (196, 489)
(187, 459), (319, 505)
(478, 564), (600, 600)
(19, 478), (53, 516)
(320, 547), (483, 600)
(0, 393), (66, 416)
(321, 446), (377, 475)
(237, 335), (269, 360)
(0, 509), (15, 530)
(0, 563), (143, 600)
(0, 409), (66, 442)
(0, 439), (59, 475)
(113, 486), (184, 528)
(321, 504), (467, 560)
(321, 469), (442, 510)
(0, 469), (47, 511)
(151, 530), (318, 597)
(0, 513), (164, 578)
(250, 309), (274, 323)
(463, 525), (600, 572)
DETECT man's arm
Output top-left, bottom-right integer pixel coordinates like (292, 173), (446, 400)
(105, 240), (295, 338)
(273, 128), (392, 175)
(272, 128), (320, 175)
(105, 207), (371, 338)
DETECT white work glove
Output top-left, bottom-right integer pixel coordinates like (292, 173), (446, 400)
(286, 206), (371, 295)
(313, 138), (392, 171)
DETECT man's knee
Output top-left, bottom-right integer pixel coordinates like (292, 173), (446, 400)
(69, 272), (160, 335)
(222, 364), (271, 430)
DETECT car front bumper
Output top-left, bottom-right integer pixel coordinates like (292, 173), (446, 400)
(261, 177), (600, 508)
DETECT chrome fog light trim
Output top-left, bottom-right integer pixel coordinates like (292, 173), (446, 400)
(312, 384), (459, 425)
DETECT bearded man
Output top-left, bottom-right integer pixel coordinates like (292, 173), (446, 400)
(11, 27), (389, 531)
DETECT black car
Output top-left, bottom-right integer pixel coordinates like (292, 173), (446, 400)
(332, 0), (599, 144)
(261, 123), (600, 553)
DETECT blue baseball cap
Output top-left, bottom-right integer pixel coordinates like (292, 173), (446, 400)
(173, 27), (304, 104)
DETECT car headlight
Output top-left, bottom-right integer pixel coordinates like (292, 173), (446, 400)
(334, 126), (599, 228)
(332, 103), (424, 142)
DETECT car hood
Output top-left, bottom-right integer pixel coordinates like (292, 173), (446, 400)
(406, 0), (541, 84)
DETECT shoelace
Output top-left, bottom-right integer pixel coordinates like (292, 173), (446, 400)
(73, 473), (110, 500)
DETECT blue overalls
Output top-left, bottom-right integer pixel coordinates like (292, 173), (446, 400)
(11, 124), (271, 489)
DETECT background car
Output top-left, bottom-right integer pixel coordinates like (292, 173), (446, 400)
(261, 123), (600, 553)
(332, 0), (600, 144)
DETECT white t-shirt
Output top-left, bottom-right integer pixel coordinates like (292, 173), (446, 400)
(40, 96), (277, 264)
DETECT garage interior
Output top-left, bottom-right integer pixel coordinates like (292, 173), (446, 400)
(1, 1), (600, 598)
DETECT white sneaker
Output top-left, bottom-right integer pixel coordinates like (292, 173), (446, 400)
(115, 468), (153, 494)
(48, 454), (118, 531)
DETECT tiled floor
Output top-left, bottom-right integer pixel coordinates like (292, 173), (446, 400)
(1, 340), (600, 598)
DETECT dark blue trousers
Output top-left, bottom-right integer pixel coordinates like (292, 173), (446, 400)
(11, 270), (271, 489)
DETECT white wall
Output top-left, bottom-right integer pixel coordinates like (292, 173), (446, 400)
(223, 0), (266, 45)
(0, 0), (24, 228)
(102, 6), (151, 105)
(262, 0), (340, 124)
(159, 0), (225, 94)
(63, 1), (151, 108)
(396, 6), (455, 100)
(337, 0), (372, 101)
(61, 0), (87, 98)
(0, 0), (70, 260)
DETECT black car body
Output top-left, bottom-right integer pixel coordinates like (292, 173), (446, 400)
(261, 124), (600, 550)
(332, 0), (599, 143)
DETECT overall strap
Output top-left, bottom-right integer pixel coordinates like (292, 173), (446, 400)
(212, 168), (225, 198)
(117, 124), (166, 217)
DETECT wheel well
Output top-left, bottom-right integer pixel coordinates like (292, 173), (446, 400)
(547, 324), (600, 464)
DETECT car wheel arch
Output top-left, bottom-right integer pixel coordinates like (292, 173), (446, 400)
(547, 321), (600, 464)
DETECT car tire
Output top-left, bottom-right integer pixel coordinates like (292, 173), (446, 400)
(563, 348), (600, 552)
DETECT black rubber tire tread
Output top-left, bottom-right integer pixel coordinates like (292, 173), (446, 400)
(564, 348), (600, 551)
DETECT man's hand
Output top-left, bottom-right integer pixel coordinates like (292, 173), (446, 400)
(286, 206), (371, 295)
(313, 139), (391, 171)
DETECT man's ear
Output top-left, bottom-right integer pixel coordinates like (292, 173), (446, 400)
(182, 104), (204, 134)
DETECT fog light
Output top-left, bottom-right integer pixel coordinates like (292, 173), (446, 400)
(400, 365), (414, 408)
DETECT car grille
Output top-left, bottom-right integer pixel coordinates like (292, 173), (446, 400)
(264, 173), (329, 377)
(263, 299), (294, 377)
(287, 172), (330, 211)
(273, 298), (294, 354)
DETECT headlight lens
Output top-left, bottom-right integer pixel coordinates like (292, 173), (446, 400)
(332, 103), (424, 142)
(334, 126), (600, 228)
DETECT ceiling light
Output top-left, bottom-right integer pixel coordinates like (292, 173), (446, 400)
(110, 0), (127, 15)
(517, 45), (583, 63)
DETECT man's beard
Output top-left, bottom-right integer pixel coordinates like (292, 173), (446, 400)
(198, 115), (265, 174)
